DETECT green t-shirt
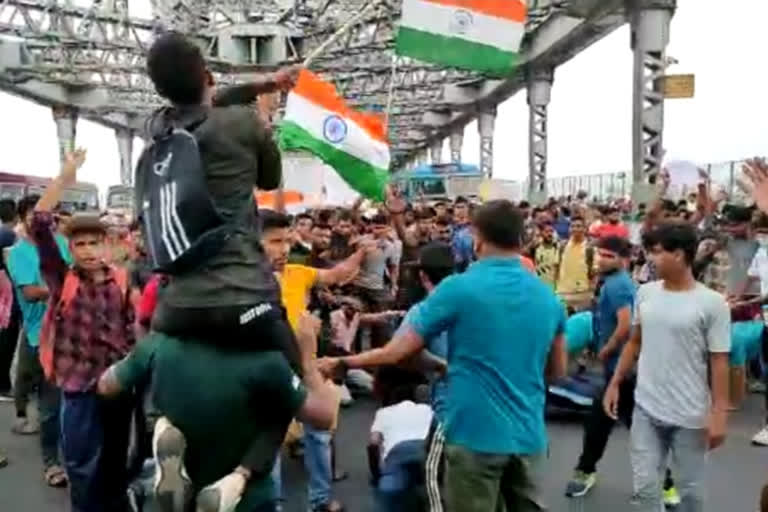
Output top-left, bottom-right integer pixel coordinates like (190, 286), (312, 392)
(114, 332), (306, 510)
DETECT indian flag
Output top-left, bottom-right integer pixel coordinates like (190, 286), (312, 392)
(278, 70), (390, 201)
(396, 0), (527, 76)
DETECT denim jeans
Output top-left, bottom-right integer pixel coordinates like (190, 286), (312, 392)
(60, 391), (133, 512)
(630, 406), (707, 512)
(303, 423), (332, 509)
(375, 439), (426, 512)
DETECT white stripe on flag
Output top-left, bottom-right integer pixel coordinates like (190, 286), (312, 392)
(401, 0), (525, 52)
(283, 94), (390, 171)
(169, 181), (191, 251)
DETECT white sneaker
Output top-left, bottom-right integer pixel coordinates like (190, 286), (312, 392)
(196, 472), (246, 512)
(339, 384), (354, 407)
(153, 417), (194, 512)
(752, 425), (768, 446)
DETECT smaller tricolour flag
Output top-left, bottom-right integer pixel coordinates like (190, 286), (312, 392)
(278, 70), (390, 201)
(396, 0), (527, 76)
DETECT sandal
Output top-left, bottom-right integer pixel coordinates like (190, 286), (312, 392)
(44, 465), (69, 488)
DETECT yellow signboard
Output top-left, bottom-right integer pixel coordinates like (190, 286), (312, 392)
(662, 74), (695, 99)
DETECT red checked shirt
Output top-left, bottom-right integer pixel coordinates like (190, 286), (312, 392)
(31, 212), (135, 392)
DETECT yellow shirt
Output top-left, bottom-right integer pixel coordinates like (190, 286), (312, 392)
(276, 264), (342, 434)
(557, 240), (591, 295)
(276, 264), (319, 330)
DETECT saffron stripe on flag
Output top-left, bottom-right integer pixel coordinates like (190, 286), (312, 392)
(283, 92), (390, 171)
(402, 0), (526, 52)
(421, 0), (526, 22)
(396, 26), (520, 76)
(291, 70), (388, 144)
(279, 121), (389, 202)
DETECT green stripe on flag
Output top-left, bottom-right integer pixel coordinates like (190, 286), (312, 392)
(278, 121), (389, 202)
(396, 26), (519, 76)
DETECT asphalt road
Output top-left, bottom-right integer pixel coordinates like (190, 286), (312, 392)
(2, 395), (768, 512)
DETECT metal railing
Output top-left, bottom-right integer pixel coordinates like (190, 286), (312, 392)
(525, 159), (750, 203)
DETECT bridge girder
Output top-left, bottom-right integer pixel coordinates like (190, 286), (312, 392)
(0, 0), (627, 162)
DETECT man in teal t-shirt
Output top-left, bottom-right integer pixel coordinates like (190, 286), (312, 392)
(7, 232), (71, 347)
(5, 194), (71, 481)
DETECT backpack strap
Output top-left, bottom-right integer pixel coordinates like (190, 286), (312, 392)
(58, 271), (81, 311)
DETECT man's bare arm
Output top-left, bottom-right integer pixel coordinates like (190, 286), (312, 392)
(545, 334), (567, 382)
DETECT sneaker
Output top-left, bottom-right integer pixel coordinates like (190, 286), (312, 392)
(564, 470), (597, 498)
(0, 391), (14, 403)
(11, 417), (39, 435)
(663, 486), (681, 507)
(153, 417), (194, 512)
(752, 425), (768, 446)
(196, 472), (246, 512)
(0, 451), (7, 468)
(749, 380), (766, 394)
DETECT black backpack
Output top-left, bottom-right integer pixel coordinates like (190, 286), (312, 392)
(134, 118), (231, 274)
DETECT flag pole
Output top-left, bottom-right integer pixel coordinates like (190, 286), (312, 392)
(384, 55), (398, 129)
(303, 0), (384, 67)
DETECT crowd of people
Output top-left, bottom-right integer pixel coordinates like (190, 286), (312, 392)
(2, 30), (768, 512)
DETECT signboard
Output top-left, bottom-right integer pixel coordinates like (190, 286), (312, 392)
(662, 74), (695, 99)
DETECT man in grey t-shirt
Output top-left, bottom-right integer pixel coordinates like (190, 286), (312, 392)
(352, 214), (399, 348)
(604, 223), (730, 512)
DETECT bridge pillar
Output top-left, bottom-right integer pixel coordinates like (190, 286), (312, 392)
(449, 129), (463, 164)
(52, 106), (78, 164)
(630, 0), (676, 201)
(527, 68), (554, 204)
(478, 108), (496, 178)
(429, 140), (443, 165)
(115, 128), (135, 186)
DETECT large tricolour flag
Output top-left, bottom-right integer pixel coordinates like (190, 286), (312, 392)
(278, 70), (390, 201)
(396, 0), (526, 76)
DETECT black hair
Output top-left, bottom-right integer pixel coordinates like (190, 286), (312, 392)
(570, 215), (585, 224)
(337, 210), (355, 223)
(471, 200), (523, 250)
(260, 210), (291, 232)
(0, 199), (16, 223)
(370, 214), (388, 226)
(17, 194), (40, 219)
(645, 222), (698, 266)
(434, 215), (451, 227)
(454, 196), (469, 205)
(147, 32), (208, 105)
(597, 235), (632, 258)
(415, 208), (435, 220)
(755, 213), (768, 230)
(295, 213), (313, 224)
(312, 223), (332, 232)
(518, 200), (530, 209)
(418, 243), (454, 287)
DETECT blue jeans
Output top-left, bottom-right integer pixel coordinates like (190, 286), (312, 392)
(630, 406), (707, 512)
(60, 391), (133, 512)
(376, 440), (426, 512)
(303, 423), (332, 509)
